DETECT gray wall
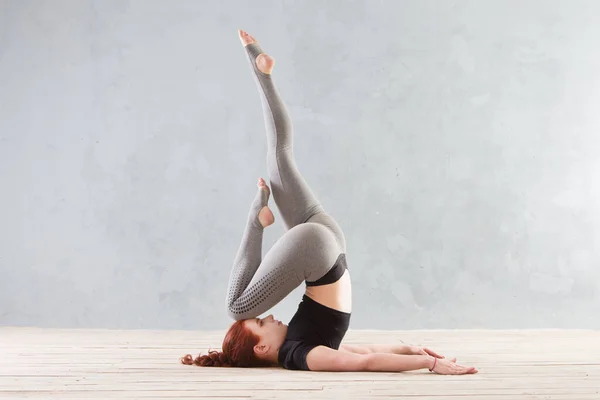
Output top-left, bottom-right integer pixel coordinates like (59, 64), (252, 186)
(1, 0), (599, 330)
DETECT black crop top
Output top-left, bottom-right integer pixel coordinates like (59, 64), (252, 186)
(278, 254), (351, 371)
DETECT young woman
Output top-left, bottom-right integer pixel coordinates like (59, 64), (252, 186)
(181, 30), (478, 375)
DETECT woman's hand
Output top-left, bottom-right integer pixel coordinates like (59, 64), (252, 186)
(409, 346), (446, 359)
(430, 357), (478, 375)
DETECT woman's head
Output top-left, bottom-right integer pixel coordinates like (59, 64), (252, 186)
(181, 314), (287, 367)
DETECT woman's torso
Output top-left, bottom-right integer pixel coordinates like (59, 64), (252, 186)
(278, 249), (352, 370)
(304, 269), (352, 313)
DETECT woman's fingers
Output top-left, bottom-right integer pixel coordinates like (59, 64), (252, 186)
(454, 364), (478, 374)
(433, 358), (478, 375)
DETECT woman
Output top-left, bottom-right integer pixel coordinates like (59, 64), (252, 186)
(181, 30), (477, 375)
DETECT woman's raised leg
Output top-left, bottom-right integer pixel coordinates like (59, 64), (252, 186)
(225, 32), (348, 321)
(239, 30), (325, 231)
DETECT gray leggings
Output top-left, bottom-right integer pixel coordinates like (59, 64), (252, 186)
(226, 43), (347, 321)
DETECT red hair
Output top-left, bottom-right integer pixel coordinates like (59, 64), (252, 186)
(180, 320), (271, 368)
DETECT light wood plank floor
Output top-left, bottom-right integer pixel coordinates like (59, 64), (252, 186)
(1, 328), (599, 399)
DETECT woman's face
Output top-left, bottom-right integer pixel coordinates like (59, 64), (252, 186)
(245, 314), (288, 357)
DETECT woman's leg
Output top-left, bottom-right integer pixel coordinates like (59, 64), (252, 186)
(226, 32), (347, 321)
(226, 181), (341, 320)
(242, 34), (326, 231)
(243, 36), (347, 252)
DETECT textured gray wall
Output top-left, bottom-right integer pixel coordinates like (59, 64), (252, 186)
(1, 0), (599, 330)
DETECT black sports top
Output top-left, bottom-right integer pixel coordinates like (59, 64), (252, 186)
(278, 253), (351, 371)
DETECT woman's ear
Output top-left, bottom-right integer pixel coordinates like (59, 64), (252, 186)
(253, 344), (270, 355)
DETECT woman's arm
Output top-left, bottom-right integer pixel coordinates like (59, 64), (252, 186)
(306, 346), (477, 374)
(340, 344), (445, 359)
(340, 343), (413, 355)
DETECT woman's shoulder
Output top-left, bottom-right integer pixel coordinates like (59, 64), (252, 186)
(278, 339), (319, 371)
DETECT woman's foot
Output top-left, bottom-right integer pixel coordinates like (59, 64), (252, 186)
(238, 29), (275, 75)
(257, 178), (275, 228)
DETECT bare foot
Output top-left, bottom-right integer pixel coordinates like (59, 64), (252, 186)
(257, 178), (275, 228)
(238, 29), (275, 75)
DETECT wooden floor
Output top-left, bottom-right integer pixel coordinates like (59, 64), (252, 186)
(1, 328), (599, 399)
